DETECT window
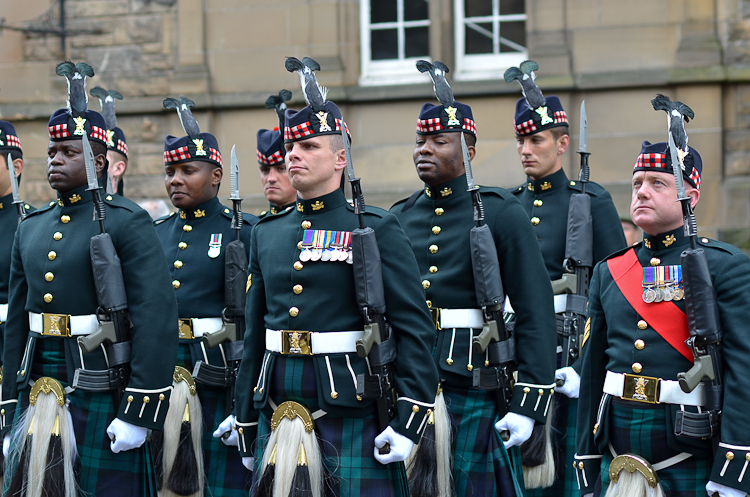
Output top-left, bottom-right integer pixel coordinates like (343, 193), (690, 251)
(454, 0), (528, 81)
(359, 0), (431, 86)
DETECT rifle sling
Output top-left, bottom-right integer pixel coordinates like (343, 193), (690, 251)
(224, 340), (244, 362)
(367, 336), (396, 368)
(487, 336), (516, 365)
(400, 190), (423, 212)
(105, 340), (132, 366)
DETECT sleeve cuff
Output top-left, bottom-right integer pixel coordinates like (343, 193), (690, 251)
(235, 420), (258, 458)
(511, 382), (556, 423)
(573, 454), (602, 496)
(117, 386), (173, 430)
(390, 396), (436, 444)
(710, 443), (750, 492)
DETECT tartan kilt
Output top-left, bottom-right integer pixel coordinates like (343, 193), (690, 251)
(253, 354), (409, 497)
(3, 337), (158, 497)
(175, 343), (252, 496)
(442, 384), (525, 497)
(598, 398), (712, 497)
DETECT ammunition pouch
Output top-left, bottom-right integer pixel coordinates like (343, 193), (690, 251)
(72, 366), (128, 392)
(472, 365), (511, 391)
(674, 409), (720, 439)
(487, 334), (516, 365)
(193, 361), (237, 389)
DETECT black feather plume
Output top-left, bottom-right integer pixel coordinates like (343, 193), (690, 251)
(651, 93), (694, 155)
(416, 60), (454, 106)
(90, 86), (123, 131)
(504, 60), (546, 110)
(285, 57), (327, 112)
(164, 96), (201, 139)
(265, 89), (293, 131)
(56, 60), (94, 115)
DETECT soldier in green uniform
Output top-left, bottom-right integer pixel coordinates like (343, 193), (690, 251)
(507, 64), (626, 495)
(257, 90), (297, 219)
(2, 61), (178, 496)
(233, 57), (439, 497)
(391, 61), (557, 497)
(153, 96), (256, 496)
(575, 111), (750, 496)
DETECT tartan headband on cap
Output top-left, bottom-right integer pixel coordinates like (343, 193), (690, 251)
(163, 96), (222, 167)
(505, 60), (568, 136)
(415, 60), (477, 138)
(633, 141), (702, 190)
(107, 127), (128, 159)
(257, 128), (284, 166)
(48, 61), (108, 146)
(0, 121), (23, 154)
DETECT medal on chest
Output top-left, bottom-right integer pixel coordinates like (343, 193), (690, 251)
(208, 233), (222, 259)
(298, 229), (353, 263)
(642, 264), (682, 303)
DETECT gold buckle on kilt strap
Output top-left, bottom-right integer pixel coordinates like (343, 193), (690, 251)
(622, 373), (661, 404)
(42, 313), (71, 337)
(281, 330), (312, 355)
(178, 318), (194, 339)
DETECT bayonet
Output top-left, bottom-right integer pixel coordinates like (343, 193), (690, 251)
(7, 153), (26, 224)
(82, 133), (106, 232)
(577, 101), (590, 191)
(668, 131), (697, 239)
(461, 132), (484, 225)
(342, 125), (365, 224)
(229, 145), (243, 235)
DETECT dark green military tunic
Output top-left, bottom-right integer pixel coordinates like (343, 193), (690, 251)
(391, 174), (558, 496)
(154, 196), (256, 497)
(3, 184), (179, 496)
(576, 228), (750, 496)
(258, 201), (295, 219)
(235, 189), (439, 496)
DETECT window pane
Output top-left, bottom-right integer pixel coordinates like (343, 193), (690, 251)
(499, 21), (526, 52)
(404, 0), (429, 21)
(371, 0), (397, 23)
(465, 22), (493, 54)
(465, 0), (492, 18)
(500, 0), (525, 15)
(371, 29), (398, 60)
(404, 26), (429, 58)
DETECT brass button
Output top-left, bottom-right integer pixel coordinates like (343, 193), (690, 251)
(224, 208), (230, 214)
(48, 251), (57, 260)
(727, 451), (735, 461)
(538, 388), (544, 395)
(45, 272), (54, 282)
(293, 284), (303, 294)
(172, 280), (181, 289)
(143, 396), (150, 404)
(632, 362), (643, 374)
(294, 261), (303, 271)
(426, 300), (432, 308)
(422, 280), (430, 289)
(523, 387), (530, 393)
(297, 241), (303, 250)
(330, 392), (338, 399)
(531, 217), (540, 226)
(412, 405), (419, 413)
(289, 307), (299, 317)
(238, 427), (244, 434)
(578, 461), (584, 470)
(635, 339), (645, 350)
(637, 320), (647, 330)
(533, 199), (543, 207)
(446, 358), (453, 365)
(432, 226), (441, 235)
(61, 215), (70, 223)
(301, 220), (312, 229)
(53, 232), (63, 241)
(429, 244), (438, 254)
(435, 207), (444, 216)
(44, 293), (53, 303)
(174, 260), (183, 269)
(650, 257), (660, 266)
(106, 195), (113, 201)
(467, 364), (473, 371)
(159, 394), (165, 401)
(178, 242), (187, 250)
(127, 396), (134, 403)
(183, 225), (193, 232)
(570, 181), (576, 186)
(429, 266), (438, 274)
(701, 238), (709, 243)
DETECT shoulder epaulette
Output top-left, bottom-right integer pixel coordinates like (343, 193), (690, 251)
(698, 237), (745, 255)
(102, 194), (141, 213)
(604, 243), (640, 261)
(511, 183), (525, 194)
(567, 180), (605, 197)
(154, 211), (175, 225)
(23, 201), (55, 219)
(256, 205), (293, 224)
(345, 202), (388, 219)
(478, 185), (512, 200)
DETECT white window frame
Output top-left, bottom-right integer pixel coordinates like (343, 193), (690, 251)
(359, 0), (431, 86)
(454, 0), (528, 81)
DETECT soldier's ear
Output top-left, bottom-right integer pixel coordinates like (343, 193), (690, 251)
(94, 154), (107, 175)
(333, 148), (347, 171)
(557, 133), (570, 155)
(12, 157), (24, 177)
(211, 165), (223, 186)
(687, 183), (700, 208)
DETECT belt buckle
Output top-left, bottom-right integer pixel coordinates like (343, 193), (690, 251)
(431, 308), (442, 330)
(281, 330), (312, 355)
(41, 313), (71, 337)
(178, 318), (194, 339)
(622, 374), (660, 404)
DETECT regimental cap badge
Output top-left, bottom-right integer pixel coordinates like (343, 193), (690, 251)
(192, 138), (207, 156)
(415, 60), (477, 138)
(505, 60), (568, 136)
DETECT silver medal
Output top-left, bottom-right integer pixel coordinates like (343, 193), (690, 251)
(663, 286), (674, 301)
(654, 288), (664, 303)
(311, 249), (322, 261)
(321, 250), (332, 262)
(346, 250), (353, 264)
(299, 249), (312, 262)
(643, 288), (656, 303)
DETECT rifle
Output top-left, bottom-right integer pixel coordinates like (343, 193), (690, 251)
(74, 133), (132, 405)
(558, 101), (593, 367)
(7, 153), (26, 224)
(344, 125), (395, 455)
(465, 133), (516, 426)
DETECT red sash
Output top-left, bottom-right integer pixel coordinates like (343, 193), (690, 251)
(607, 248), (692, 363)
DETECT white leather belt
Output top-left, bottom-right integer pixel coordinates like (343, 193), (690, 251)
(0, 303), (7, 322)
(603, 371), (705, 407)
(437, 308), (484, 329)
(29, 312), (99, 336)
(265, 329), (363, 355)
(504, 295), (570, 314)
(178, 317), (223, 339)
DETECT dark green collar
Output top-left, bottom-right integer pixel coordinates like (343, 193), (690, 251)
(424, 174), (468, 202)
(642, 227), (689, 252)
(295, 189), (348, 215)
(526, 168), (569, 194)
(0, 192), (12, 210)
(57, 184), (95, 207)
(268, 201), (296, 215)
(178, 196), (223, 220)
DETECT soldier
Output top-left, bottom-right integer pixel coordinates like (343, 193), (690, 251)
(153, 96), (256, 496)
(506, 62), (626, 495)
(2, 61), (178, 496)
(91, 86), (128, 196)
(391, 60), (557, 496)
(257, 90), (297, 218)
(575, 96), (750, 497)
(233, 57), (439, 496)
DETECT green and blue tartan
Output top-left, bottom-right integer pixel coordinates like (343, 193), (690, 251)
(599, 399), (711, 497)
(443, 384), (525, 497)
(253, 355), (409, 497)
(4, 338), (158, 497)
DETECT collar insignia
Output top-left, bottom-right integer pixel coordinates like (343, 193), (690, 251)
(69, 194), (81, 203)
(297, 202), (304, 212)
(527, 183), (534, 192)
(311, 201), (324, 211)
(0, 203), (3, 209)
(194, 209), (206, 218)
(663, 234), (676, 247)
(440, 187), (452, 197)
(445, 106), (460, 127)
(192, 138), (207, 156)
(180, 211), (186, 219)
(425, 187), (432, 197)
(270, 207), (277, 215)
(541, 181), (552, 191)
(644, 238), (652, 249)
(316, 111), (332, 132)
(73, 117), (87, 135)
(58, 199), (64, 207)
(106, 129), (116, 148)
(535, 106), (553, 126)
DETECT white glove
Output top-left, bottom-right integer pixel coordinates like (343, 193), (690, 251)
(242, 456), (254, 471)
(373, 426), (414, 464)
(554, 367), (581, 398)
(3, 433), (9, 458)
(495, 412), (535, 448)
(706, 481), (747, 497)
(213, 415), (239, 447)
(106, 418), (147, 453)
